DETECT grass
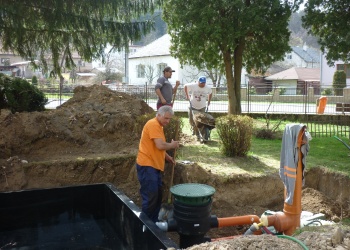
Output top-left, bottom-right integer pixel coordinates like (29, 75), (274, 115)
(45, 93), (73, 99)
(177, 117), (350, 177)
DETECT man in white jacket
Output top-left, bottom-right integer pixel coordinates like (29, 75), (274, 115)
(184, 76), (212, 139)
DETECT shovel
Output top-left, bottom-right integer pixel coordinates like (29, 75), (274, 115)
(158, 120), (179, 221)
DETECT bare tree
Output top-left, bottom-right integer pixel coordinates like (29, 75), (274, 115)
(144, 64), (158, 85)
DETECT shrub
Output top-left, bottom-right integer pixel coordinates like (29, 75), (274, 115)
(255, 128), (276, 139)
(216, 115), (254, 157)
(32, 75), (38, 85)
(134, 112), (156, 137)
(321, 88), (333, 96)
(333, 70), (346, 96)
(248, 86), (256, 95)
(279, 88), (286, 95)
(0, 73), (48, 113)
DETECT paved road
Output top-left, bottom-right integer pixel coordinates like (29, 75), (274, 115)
(46, 98), (341, 115)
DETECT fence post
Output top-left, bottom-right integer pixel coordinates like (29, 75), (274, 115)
(145, 82), (148, 104)
(343, 88), (350, 102)
(307, 87), (314, 114)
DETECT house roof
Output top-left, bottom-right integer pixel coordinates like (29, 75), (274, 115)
(76, 73), (96, 77)
(292, 46), (320, 63)
(10, 60), (39, 66)
(129, 34), (171, 59)
(92, 67), (121, 73)
(265, 67), (320, 81)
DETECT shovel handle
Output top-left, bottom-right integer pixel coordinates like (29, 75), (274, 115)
(171, 80), (180, 105)
(167, 119), (180, 203)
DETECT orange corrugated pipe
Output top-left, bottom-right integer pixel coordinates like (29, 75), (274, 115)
(260, 127), (305, 235)
(217, 215), (260, 228)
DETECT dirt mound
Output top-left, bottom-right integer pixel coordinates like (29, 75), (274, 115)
(0, 85), (153, 162)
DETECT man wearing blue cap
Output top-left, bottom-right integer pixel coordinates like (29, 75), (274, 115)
(184, 76), (212, 139)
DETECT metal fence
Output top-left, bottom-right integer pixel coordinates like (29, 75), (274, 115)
(41, 83), (350, 138)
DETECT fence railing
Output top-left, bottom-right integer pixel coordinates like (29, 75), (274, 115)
(40, 83), (350, 138)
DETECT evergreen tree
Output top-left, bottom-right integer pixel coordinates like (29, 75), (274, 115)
(0, 0), (160, 76)
(333, 70), (346, 96)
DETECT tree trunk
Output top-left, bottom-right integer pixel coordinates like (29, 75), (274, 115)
(223, 40), (245, 115)
(59, 76), (64, 105)
(223, 50), (236, 114)
(233, 42), (245, 114)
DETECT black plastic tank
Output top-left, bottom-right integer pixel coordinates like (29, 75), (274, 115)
(0, 183), (178, 250)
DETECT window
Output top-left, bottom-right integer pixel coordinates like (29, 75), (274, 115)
(157, 63), (167, 76)
(137, 64), (145, 78)
(336, 64), (350, 78)
(1, 58), (10, 65)
(287, 54), (292, 60)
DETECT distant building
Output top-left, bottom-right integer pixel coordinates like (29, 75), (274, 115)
(128, 34), (245, 86)
(0, 45), (93, 79)
(320, 54), (350, 87)
(265, 67), (320, 95)
(283, 44), (321, 68)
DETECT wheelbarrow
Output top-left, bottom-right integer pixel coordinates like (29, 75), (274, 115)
(189, 103), (215, 143)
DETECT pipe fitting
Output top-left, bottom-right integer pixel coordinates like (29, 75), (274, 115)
(264, 212), (300, 235)
(243, 222), (261, 236)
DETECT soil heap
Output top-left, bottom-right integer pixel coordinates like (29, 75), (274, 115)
(0, 84), (153, 162)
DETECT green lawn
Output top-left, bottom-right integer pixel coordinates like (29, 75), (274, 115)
(177, 117), (350, 177)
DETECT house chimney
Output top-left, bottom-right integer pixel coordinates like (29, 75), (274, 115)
(303, 43), (308, 51)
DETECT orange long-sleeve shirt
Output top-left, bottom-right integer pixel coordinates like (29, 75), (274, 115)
(136, 117), (166, 171)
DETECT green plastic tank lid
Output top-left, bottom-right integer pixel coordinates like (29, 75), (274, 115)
(170, 183), (215, 198)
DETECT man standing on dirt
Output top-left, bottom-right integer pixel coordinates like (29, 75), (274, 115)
(155, 66), (180, 110)
(136, 105), (179, 223)
(184, 76), (212, 138)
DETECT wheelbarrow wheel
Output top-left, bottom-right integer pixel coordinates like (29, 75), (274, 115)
(204, 127), (210, 140)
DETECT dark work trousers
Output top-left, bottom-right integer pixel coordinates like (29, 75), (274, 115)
(188, 106), (206, 136)
(136, 164), (162, 223)
(156, 102), (173, 110)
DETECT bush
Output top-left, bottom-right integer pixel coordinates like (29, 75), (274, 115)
(32, 75), (38, 85)
(248, 86), (256, 95)
(321, 88), (333, 96)
(255, 128), (276, 139)
(0, 73), (48, 113)
(216, 115), (254, 157)
(333, 70), (346, 96)
(279, 88), (286, 95)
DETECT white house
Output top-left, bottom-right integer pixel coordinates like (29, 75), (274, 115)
(128, 34), (247, 86)
(265, 67), (320, 95)
(128, 34), (181, 85)
(283, 44), (320, 69)
(320, 54), (350, 87)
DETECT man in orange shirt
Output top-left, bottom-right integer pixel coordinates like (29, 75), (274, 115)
(136, 106), (179, 222)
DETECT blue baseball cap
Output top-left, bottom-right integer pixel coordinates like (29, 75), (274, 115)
(198, 76), (206, 83)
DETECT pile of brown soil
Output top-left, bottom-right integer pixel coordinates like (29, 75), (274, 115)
(0, 85), (153, 162)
